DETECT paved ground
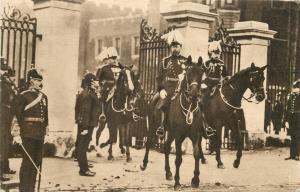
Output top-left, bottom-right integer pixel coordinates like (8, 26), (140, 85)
(3, 147), (300, 192)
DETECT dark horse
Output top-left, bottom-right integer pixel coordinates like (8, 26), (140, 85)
(202, 63), (267, 169)
(141, 58), (205, 190)
(104, 64), (143, 162)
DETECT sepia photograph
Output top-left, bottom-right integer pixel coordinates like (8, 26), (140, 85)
(0, 0), (300, 191)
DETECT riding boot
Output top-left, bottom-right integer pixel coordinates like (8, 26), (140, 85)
(156, 112), (165, 138)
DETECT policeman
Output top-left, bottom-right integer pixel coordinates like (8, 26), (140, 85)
(155, 30), (188, 136)
(285, 79), (300, 161)
(0, 57), (16, 181)
(76, 72), (100, 176)
(15, 68), (48, 192)
(95, 47), (121, 146)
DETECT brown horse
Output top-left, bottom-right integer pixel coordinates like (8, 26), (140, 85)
(201, 63), (267, 169)
(141, 58), (205, 190)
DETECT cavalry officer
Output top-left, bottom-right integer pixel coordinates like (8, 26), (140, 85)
(15, 69), (48, 192)
(75, 72), (100, 176)
(285, 79), (300, 161)
(95, 47), (121, 146)
(0, 57), (16, 181)
(155, 30), (188, 136)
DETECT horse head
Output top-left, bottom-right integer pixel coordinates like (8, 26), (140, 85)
(183, 56), (204, 101)
(247, 62), (267, 102)
(116, 63), (135, 95)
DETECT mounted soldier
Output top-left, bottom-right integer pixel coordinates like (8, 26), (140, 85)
(284, 79), (300, 161)
(0, 56), (17, 181)
(154, 29), (190, 137)
(15, 68), (48, 192)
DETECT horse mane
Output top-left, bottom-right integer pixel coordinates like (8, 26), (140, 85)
(228, 66), (260, 83)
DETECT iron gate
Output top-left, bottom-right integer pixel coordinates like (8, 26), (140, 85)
(133, 19), (241, 149)
(0, 5), (40, 86)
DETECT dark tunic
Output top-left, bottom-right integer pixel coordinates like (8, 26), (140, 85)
(202, 58), (227, 87)
(15, 88), (48, 192)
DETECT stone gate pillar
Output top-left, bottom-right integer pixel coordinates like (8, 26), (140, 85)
(228, 21), (276, 140)
(33, 0), (83, 132)
(161, 2), (217, 61)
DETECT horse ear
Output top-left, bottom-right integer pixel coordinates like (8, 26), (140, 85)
(187, 55), (192, 65)
(251, 62), (255, 68)
(197, 56), (203, 66)
(260, 65), (268, 71)
(118, 62), (124, 69)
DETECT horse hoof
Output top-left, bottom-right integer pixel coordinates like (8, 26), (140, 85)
(140, 164), (147, 171)
(217, 164), (225, 169)
(166, 172), (173, 180)
(108, 156), (114, 161)
(126, 157), (132, 163)
(191, 178), (199, 188)
(201, 159), (208, 164)
(96, 153), (102, 158)
(100, 143), (107, 148)
(174, 184), (181, 191)
(233, 160), (240, 168)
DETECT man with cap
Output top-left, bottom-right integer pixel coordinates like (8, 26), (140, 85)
(14, 68), (48, 192)
(0, 56), (17, 181)
(95, 47), (121, 146)
(155, 29), (189, 137)
(75, 72), (100, 176)
(284, 79), (300, 161)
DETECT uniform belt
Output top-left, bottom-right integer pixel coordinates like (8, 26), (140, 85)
(24, 117), (44, 122)
(166, 77), (179, 82)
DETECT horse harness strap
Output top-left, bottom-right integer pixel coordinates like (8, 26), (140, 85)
(179, 93), (199, 125)
(219, 84), (242, 110)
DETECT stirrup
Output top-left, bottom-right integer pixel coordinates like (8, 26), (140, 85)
(206, 126), (216, 137)
(156, 126), (165, 138)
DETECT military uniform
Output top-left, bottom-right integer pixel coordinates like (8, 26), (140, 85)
(0, 75), (16, 178)
(286, 91), (300, 160)
(202, 58), (227, 88)
(75, 88), (99, 175)
(16, 87), (48, 192)
(156, 54), (188, 110)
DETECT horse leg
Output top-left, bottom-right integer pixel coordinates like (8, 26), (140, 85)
(174, 137), (184, 190)
(215, 129), (225, 169)
(164, 132), (174, 180)
(191, 136), (200, 188)
(125, 124), (132, 163)
(119, 128), (125, 154)
(199, 137), (207, 164)
(233, 114), (246, 168)
(96, 122), (106, 146)
(108, 143), (114, 160)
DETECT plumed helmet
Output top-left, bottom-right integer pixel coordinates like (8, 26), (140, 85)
(95, 47), (109, 62)
(107, 47), (119, 59)
(27, 68), (43, 82)
(208, 40), (222, 54)
(161, 29), (184, 46)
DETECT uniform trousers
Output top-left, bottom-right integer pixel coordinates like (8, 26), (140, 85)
(19, 137), (44, 192)
(77, 126), (93, 173)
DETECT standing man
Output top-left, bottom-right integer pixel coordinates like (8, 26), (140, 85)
(76, 72), (99, 176)
(155, 30), (188, 136)
(15, 68), (48, 192)
(0, 56), (16, 181)
(285, 79), (300, 161)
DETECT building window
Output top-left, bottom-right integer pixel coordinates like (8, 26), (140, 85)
(97, 39), (103, 54)
(113, 37), (121, 56)
(225, 0), (233, 5)
(132, 36), (139, 57)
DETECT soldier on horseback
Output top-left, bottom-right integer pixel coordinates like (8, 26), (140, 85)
(200, 40), (228, 139)
(155, 30), (188, 137)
